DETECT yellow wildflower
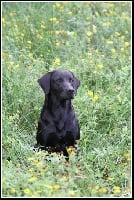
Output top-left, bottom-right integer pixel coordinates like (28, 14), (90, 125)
(9, 12), (16, 16)
(88, 90), (93, 96)
(107, 177), (114, 181)
(66, 41), (70, 46)
(33, 160), (43, 166)
(36, 150), (47, 157)
(28, 167), (34, 172)
(49, 17), (57, 22)
(63, 175), (69, 181)
(95, 12), (99, 16)
(93, 25), (97, 33)
(68, 11), (72, 15)
(55, 42), (60, 46)
(121, 48), (125, 52)
(37, 34), (43, 39)
(53, 58), (60, 65)
(117, 96), (122, 103)
(122, 162), (127, 166)
(10, 188), (16, 193)
(92, 185), (99, 193)
(123, 152), (131, 160)
(67, 31), (75, 36)
(115, 32), (120, 37)
(14, 64), (19, 69)
(124, 42), (129, 47)
(93, 70), (97, 74)
(84, 85), (88, 88)
(37, 190), (42, 194)
(70, 150), (76, 156)
(69, 190), (75, 196)
(20, 33), (24, 37)
(2, 51), (8, 58)
(111, 48), (116, 54)
(28, 157), (35, 161)
(113, 186), (121, 193)
(97, 64), (103, 69)
(30, 194), (35, 197)
(51, 152), (57, 156)
(44, 184), (53, 189)
(53, 184), (60, 190)
(41, 24), (46, 29)
(55, 31), (60, 35)
(24, 188), (31, 194)
(93, 94), (99, 102)
(107, 40), (113, 45)
(121, 35), (125, 40)
(121, 12), (128, 20)
(87, 31), (92, 37)
(27, 40), (32, 44)
(2, 18), (6, 24)
(87, 52), (92, 56)
(99, 187), (107, 193)
(67, 146), (76, 156)
(2, 177), (6, 183)
(54, 3), (61, 8)
(108, 3), (114, 8)
(67, 146), (74, 152)
(102, 22), (112, 26)
(9, 61), (14, 66)
(29, 177), (37, 183)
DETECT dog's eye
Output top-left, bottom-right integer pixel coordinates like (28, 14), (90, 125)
(69, 78), (74, 83)
(56, 78), (62, 83)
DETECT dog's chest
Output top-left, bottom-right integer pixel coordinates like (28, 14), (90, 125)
(53, 106), (75, 131)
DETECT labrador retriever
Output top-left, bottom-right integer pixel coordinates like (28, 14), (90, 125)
(35, 69), (80, 161)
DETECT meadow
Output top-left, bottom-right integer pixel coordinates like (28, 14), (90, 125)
(2, 1), (131, 197)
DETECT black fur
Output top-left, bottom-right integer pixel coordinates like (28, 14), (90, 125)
(35, 69), (80, 161)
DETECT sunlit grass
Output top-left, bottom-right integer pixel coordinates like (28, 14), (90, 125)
(2, 1), (131, 198)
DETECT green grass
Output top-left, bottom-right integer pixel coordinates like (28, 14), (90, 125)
(2, 1), (131, 197)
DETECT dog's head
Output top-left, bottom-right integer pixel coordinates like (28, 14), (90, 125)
(38, 69), (80, 100)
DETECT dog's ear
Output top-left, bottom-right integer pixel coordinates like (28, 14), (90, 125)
(38, 72), (51, 94)
(72, 73), (80, 92)
(74, 76), (80, 90)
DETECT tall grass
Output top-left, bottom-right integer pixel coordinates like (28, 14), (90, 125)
(2, 2), (131, 197)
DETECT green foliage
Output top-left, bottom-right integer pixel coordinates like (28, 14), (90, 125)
(2, 2), (131, 197)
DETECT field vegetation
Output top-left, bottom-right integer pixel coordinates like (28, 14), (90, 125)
(2, 1), (131, 197)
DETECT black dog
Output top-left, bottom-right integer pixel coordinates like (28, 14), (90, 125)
(35, 69), (80, 161)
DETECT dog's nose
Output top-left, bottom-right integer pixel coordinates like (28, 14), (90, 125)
(68, 89), (75, 93)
